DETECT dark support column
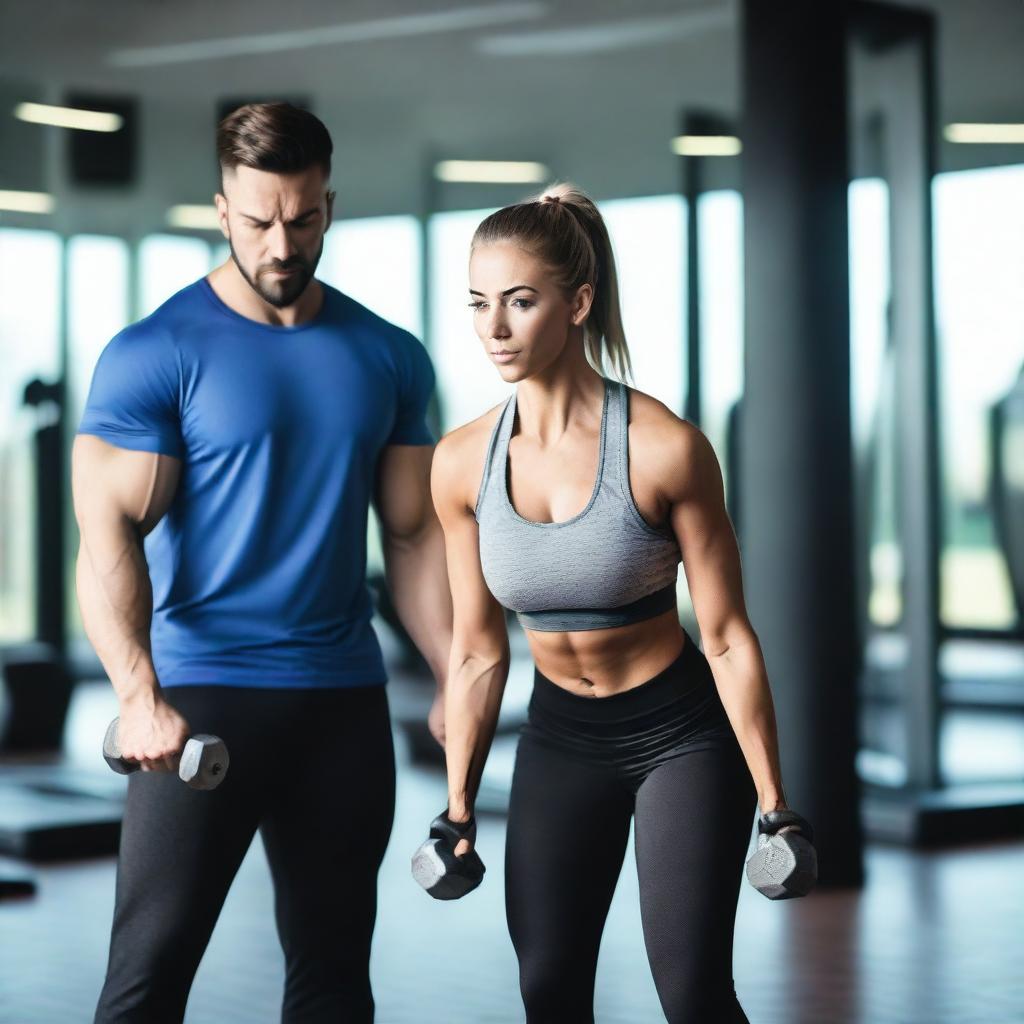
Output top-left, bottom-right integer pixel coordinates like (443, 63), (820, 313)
(23, 379), (66, 656)
(679, 115), (705, 427)
(683, 156), (702, 427)
(740, 0), (864, 885)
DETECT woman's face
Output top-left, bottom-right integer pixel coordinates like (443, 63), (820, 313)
(468, 241), (591, 382)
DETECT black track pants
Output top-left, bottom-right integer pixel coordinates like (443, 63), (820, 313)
(505, 635), (757, 1024)
(94, 684), (395, 1024)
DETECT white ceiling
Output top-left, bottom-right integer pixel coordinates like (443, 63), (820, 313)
(1, 0), (1020, 115)
(0, 0), (1021, 228)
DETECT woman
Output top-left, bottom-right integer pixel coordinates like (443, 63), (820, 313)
(430, 183), (794, 1023)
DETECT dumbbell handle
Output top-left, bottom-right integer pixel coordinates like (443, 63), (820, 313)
(103, 718), (182, 772)
(429, 812), (477, 848)
(758, 809), (814, 847)
(103, 718), (229, 790)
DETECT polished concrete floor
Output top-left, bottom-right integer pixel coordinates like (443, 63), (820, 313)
(1, 676), (1022, 1023)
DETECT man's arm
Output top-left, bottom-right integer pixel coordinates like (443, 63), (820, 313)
(373, 443), (454, 745)
(72, 434), (189, 771)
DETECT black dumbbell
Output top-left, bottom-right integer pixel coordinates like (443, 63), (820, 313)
(411, 812), (485, 900)
(102, 718), (230, 791)
(745, 809), (817, 900)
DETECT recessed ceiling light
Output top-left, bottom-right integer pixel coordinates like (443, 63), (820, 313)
(671, 135), (742, 157)
(14, 102), (123, 133)
(167, 205), (222, 231)
(435, 160), (550, 184)
(0, 190), (56, 214)
(944, 123), (1024, 144)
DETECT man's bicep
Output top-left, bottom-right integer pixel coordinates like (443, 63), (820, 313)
(72, 435), (181, 536)
(374, 443), (435, 540)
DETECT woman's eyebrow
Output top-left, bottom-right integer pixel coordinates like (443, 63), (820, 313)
(468, 285), (540, 296)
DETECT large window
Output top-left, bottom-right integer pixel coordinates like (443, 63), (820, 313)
(66, 235), (131, 643)
(428, 208), (507, 433)
(66, 236), (131, 431)
(601, 195), (687, 415)
(0, 228), (62, 642)
(697, 183), (902, 629)
(697, 190), (744, 493)
(320, 216), (422, 338)
(138, 235), (213, 318)
(934, 164), (1024, 631)
(848, 178), (901, 628)
(319, 215), (423, 577)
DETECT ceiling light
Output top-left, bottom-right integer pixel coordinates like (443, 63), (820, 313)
(435, 160), (550, 184)
(478, 7), (732, 57)
(14, 102), (123, 133)
(0, 190), (56, 214)
(108, 3), (546, 67)
(944, 123), (1024, 144)
(671, 135), (742, 157)
(167, 205), (222, 231)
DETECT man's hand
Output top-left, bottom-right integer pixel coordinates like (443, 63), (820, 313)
(116, 696), (191, 773)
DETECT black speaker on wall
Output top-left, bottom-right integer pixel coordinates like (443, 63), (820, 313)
(66, 92), (137, 186)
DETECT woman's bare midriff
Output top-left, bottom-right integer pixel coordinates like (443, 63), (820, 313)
(525, 608), (687, 698)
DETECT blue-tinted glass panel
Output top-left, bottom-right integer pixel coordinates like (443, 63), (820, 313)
(934, 164), (1024, 630)
(601, 195), (687, 414)
(697, 190), (743, 482)
(138, 235), (212, 318)
(0, 228), (62, 641)
(429, 208), (510, 433)
(66, 235), (131, 641)
(320, 216), (422, 338)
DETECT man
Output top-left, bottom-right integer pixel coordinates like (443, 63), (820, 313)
(73, 102), (452, 1023)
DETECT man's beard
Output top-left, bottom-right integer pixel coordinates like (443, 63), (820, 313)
(228, 236), (324, 310)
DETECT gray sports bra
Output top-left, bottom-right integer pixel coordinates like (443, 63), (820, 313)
(475, 377), (682, 632)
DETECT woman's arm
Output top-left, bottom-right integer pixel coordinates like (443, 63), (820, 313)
(430, 431), (511, 836)
(663, 421), (788, 814)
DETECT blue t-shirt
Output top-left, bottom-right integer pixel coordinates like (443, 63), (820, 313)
(78, 277), (435, 689)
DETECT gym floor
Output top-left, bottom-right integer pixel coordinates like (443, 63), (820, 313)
(1, 668), (1022, 1024)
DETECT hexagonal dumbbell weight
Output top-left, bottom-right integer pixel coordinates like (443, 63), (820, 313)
(745, 809), (817, 900)
(102, 718), (230, 791)
(411, 812), (485, 900)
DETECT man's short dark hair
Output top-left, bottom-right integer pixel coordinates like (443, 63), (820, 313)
(217, 102), (333, 179)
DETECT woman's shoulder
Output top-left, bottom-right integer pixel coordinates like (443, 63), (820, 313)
(623, 384), (720, 501)
(433, 399), (509, 511)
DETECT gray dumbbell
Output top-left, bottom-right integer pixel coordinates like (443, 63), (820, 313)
(412, 812), (485, 900)
(745, 809), (817, 900)
(103, 718), (230, 791)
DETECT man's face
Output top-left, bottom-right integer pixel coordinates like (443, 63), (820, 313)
(215, 164), (334, 309)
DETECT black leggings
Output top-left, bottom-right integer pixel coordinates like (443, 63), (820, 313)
(505, 633), (757, 1024)
(94, 684), (395, 1024)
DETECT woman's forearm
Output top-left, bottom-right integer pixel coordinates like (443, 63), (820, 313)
(705, 634), (787, 812)
(444, 649), (510, 821)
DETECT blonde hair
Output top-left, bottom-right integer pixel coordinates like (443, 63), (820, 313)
(471, 182), (633, 382)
